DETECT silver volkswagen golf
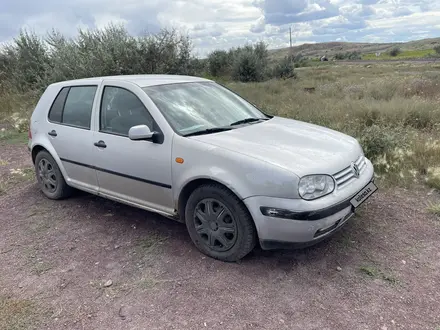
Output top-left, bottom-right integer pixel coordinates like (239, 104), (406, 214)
(28, 74), (377, 261)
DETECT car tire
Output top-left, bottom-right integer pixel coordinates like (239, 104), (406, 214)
(34, 150), (73, 200)
(185, 183), (257, 262)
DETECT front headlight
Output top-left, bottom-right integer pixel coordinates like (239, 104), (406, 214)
(298, 175), (335, 200)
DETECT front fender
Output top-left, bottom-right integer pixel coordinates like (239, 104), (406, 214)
(172, 136), (300, 207)
(174, 165), (249, 203)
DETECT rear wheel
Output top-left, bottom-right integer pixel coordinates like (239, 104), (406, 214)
(34, 151), (73, 200)
(185, 183), (257, 262)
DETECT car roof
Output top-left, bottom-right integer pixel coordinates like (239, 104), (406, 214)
(49, 74), (212, 88)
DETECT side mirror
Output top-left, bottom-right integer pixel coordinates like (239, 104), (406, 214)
(128, 125), (155, 141)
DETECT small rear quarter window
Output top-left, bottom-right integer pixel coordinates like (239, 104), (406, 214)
(48, 87), (69, 123)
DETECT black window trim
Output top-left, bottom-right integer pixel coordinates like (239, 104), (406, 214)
(98, 85), (164, 144)
(47, 84), (98, 131)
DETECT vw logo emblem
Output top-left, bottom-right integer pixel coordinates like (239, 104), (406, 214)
(351, 162), (360, 178)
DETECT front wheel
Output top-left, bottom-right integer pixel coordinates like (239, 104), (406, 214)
(185, 183), (257, 262)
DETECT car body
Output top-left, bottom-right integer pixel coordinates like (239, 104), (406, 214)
(28, 74), (377, 261)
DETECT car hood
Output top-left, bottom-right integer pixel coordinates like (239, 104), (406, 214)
(191, 116), (362, 177)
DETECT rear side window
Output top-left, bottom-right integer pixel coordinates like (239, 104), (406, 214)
(63, 86), (97, 129)
(48, 85), (97, 129)
(48, 87), (69, 123)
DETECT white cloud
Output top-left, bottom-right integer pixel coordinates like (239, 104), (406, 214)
(250, 16), (266, 33)
(0, 0), (439, 56)
(94, 14), (128, 30)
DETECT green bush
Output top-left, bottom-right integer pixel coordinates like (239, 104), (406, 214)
(347, 51), (362, 60)
(0, 30), (49, 91)
(389, 47), (402, 57)
(272, 56), (297, 79)
(232, 49), (263, 82)
(230, 42), (269, 82)
(293, 53), (304, 63)
(207, 50), (231, 77)
(334, 51), (361, 60)
(189, 58), (207, 76)
(358, 125), (400, 160)
(208, 42), (269, 82)
(434, 45), (440, 55)
(0, 24), (196, 92)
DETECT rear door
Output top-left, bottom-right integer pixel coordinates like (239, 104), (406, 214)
(46, 85), (99, 193)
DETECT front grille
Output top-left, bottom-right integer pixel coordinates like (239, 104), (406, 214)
(333, 155), (366, 188)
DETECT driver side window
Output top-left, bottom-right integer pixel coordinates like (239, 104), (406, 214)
(100, 86), (154, 136)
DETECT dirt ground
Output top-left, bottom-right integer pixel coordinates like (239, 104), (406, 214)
(1, 140), (440, 330)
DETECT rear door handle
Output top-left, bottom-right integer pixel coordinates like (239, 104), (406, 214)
(94, 140), (107, 148)
(48, 130), (57, 137)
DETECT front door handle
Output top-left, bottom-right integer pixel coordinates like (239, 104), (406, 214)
(94, 140), (107, 148)
(48, 130), (57, 137)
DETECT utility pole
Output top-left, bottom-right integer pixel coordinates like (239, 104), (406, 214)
(290, 26), (292, 49)
(289, 26), (293, 62)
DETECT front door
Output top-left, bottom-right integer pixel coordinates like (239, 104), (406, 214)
(92, 83), (174, 215)
(45, 85), (99, 194)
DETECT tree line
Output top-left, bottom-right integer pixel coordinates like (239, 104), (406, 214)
(0, 24), (298, 94)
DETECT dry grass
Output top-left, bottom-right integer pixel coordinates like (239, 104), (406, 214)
(1, 167), (35, 196)
(0, 296), (46, 330)
(227, 63), (440, 187)
(0, 90), (38, 123)
(425, 164), (440, 190)
(1, 62), (439, 188)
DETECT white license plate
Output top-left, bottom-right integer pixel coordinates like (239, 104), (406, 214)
(350, 182), (378, 208)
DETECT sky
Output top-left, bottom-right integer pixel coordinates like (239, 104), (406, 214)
(1, 0), (440, 56)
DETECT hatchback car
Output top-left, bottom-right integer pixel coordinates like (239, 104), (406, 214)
(28, 74), (377, 261)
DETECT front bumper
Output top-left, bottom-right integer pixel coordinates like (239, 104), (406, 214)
(243, 158), (375, 250)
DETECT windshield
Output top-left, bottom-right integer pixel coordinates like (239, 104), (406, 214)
(142, 82), (267, 135)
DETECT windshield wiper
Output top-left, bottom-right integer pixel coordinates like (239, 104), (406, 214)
(183, 127), (233, 137)
(230, 117), (268, 126)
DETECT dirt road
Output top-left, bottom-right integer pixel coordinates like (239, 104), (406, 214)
(1, 140), (439, 330)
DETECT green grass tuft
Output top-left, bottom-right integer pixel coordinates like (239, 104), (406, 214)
(382, 274), (399, 285)
(427, 203), (440, 217)
(137, 233), (168, 251)
(426, 175), (440, 190)
(360, 266), (378, 277)
(0, 130), (28, 145)
(138, 276), (159, 290)
(359, 265), (399, 284)
(362, 49), (435, 60)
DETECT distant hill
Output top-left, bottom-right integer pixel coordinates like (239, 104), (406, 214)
(269, 37), (440, 60)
